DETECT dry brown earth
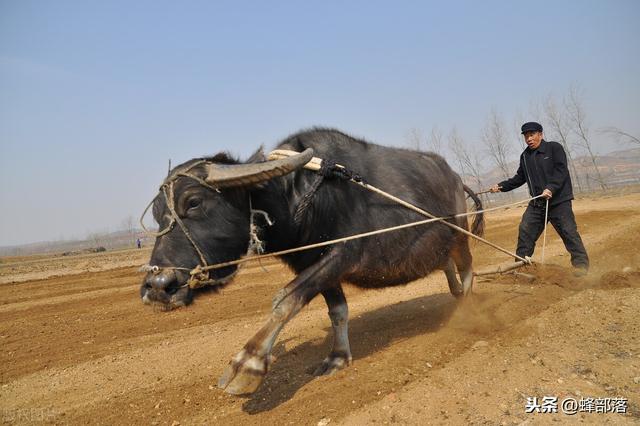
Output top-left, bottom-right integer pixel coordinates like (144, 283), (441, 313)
(1, 194), (639, 425)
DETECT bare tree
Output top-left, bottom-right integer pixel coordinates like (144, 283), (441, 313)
(449, 133), (467, 178)
(121, 215), (137, 247)
(599, 127), (640, 146)
(428, 126), (444, 156)
(406, 127), (426, 151)
(449, 127), (484, 192)
(578, 156), (595, 190)
(564, 86), (607, 191)
(543, 94), (583, 192)
(406, 126), (447, 157)
(513, 109), (527, 149)
(482, 108), (513, 180)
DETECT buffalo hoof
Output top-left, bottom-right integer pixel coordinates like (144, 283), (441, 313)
(312, 352), (352, 376)
(450, 276), (474, 299)
(449, 283), (464, 298)
(217, 349), (267, 395)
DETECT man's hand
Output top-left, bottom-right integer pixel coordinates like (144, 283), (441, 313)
(542, 188), (553, 199)
(489, 184), (502, 193)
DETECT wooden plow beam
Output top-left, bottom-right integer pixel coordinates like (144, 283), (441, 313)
(473, 260), (536, 282)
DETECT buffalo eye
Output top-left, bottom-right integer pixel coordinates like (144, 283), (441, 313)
(187, 197), (202, 210)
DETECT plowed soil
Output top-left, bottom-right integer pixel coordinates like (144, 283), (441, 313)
(1, 194), (639, 425)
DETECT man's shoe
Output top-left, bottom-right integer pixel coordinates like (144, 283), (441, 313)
(573, 267), (588, 277)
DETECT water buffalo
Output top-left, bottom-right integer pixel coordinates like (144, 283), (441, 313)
(141, 128), (484, 394)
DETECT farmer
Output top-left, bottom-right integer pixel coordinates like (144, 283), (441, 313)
(489, 121), (589, 276)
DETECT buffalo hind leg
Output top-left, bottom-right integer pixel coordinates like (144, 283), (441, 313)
(313, 285), (352, 376)
(451, 237), (474, 297)
(444, 258), (464, 297)
(218, 249), (349, 395)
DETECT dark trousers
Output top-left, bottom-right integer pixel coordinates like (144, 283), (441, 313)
(516, 200), (589, 268)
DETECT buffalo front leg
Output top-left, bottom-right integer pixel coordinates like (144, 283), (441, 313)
(217, 311), (288, 395)
(313, 285), (352, 376)
(217, 250), (350, 395)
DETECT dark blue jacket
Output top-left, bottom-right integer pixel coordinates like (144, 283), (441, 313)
(498, 140), (574, 206)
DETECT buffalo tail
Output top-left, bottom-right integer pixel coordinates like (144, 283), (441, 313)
(463, 184), (485, 237)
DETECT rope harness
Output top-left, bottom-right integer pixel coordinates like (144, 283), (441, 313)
(140, 160), (241, 288)
(293, 157), (365, 224)
(141, 150), (543, 289)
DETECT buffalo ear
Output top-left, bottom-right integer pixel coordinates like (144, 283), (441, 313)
(246, 146), (266, 164)
(246, 146), (268, 189)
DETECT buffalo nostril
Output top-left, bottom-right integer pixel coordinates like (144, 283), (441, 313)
(149, 275), (170, 290)
(146, 270), (178, 291)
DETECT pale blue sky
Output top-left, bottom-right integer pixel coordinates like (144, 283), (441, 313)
(1, 0), (639, 246)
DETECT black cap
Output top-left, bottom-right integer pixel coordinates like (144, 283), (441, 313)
(521, 122), (543, 134)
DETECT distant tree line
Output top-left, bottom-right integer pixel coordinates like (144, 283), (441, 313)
(405, 85), (639, 196)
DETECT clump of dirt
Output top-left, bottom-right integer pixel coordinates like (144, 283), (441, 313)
(487, 263), (640, 292)
(598, 270), (640, 289)
(516, 263), (586, 290)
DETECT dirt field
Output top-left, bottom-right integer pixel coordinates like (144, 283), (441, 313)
(1, 193), (639, 425)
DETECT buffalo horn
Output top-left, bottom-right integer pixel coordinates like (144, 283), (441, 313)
(204, 148), (314, 187)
